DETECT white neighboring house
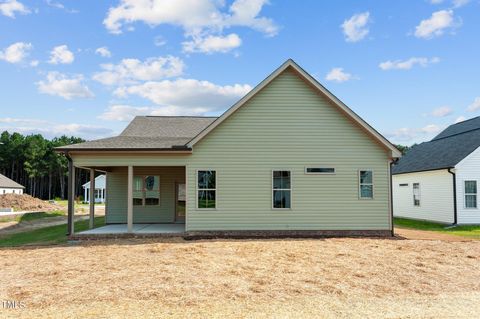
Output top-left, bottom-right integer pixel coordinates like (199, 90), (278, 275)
(393, 117), (480, 224)
(0, 173), (24, 195)
(82, 175), (106, 204)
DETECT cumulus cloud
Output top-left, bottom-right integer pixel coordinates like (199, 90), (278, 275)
(385, 124), (443, 143)
(455, 116), (466, 123)
(48, 45), (74, 64)
(325, 68), (353, 83)
(103, 0), (277, 54)
(183, 33), (241, 53)
(414, 10), (457, 39)
(95, 46), (112, 58)
(0, 42), (32, 64)
(36, 72), (94, 100)
(98, 104), (210, 122)
(93, 56), (185, 86)
(379, 57), (440, 70)
(431, 106), (453, 117)
(114, 78), (252, 112)
(341, 12), (370, 42)
(467, 97), (480, 112)
(0, 0), (30, 18)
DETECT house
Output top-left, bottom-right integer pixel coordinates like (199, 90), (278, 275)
(57, 59), (401, 237)
(0, 173), (24, 195)
(82, 175), (106, 203)
(392, 117), (480, 224)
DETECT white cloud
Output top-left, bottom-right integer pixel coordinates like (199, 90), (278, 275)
(98, 104), (210, 122)
(114, 78), (252, 112)
(48, 45), (74, 64)
(93, 56), (185, 86)
(325, 68), (353, 83)
(453, 0), (470, 8)
(154, 36), (167, 47)
(379, 57), (440, 70)
(45, 0), (78, 13)
(455, 116), (466, 123)
(414, 10), (457, 39)
(103, 0), (277, 54)
(0, 42), (32, 64)
(0, 117), (48, 125)
(0, 0), (30, 18)
(95, 46), (112, 58)
(467, 97), (480, 112)
(385, 124), (443, 143)
(36, 72), (94, 100)
(430, 0), (444, 4)
(30, 59), (39, 67)
(341, 12), (370, 42)
(183, 33), (241, 54)
(431, 106), (453, 117)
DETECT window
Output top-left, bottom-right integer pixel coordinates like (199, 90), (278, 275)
(399, 183), (408, 187)
(132, 176), (160, 206)
(273, 170), (291, 209)
(197, 170), (216, 209)
(413, 183), (420, 206)
(465, 181), (477, 208)
(305, 167), (335, 174)
(359, 170), (373, 199)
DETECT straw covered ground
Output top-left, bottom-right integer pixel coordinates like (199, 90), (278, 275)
(1, 237), (479, 318)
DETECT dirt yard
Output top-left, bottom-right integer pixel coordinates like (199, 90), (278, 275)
(0, 194), (63, 212)
(1, 237), (479, 318)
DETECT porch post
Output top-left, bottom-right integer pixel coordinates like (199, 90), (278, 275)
(127, 165), (133, 233)
(89, 169), (95, 229)
(67, 159), (75, 235)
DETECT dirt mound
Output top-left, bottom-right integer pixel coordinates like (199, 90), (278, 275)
(0, 193), (63, 212)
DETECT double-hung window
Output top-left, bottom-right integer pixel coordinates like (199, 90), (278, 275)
(465, 181), (477, 208)
(198, 170), (216, 209)
(359, 170), (373, 199)
(273, 170), (291, 209)
(413, 183), (420, 206)
(133, 176), (160, 206)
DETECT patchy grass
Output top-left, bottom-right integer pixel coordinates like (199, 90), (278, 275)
(394, 217), (480, 239)
(0, 216), (105, 247)
(0, 210), (65, 223)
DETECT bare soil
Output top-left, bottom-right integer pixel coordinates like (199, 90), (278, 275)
(0, 237), (479, 318)
(0, 194), (63, 212)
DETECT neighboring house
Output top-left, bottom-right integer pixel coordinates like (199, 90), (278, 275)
(392, 117), (480, 224)
(57, 59), (401, 237)
(82, 175), (106, 203)
(0, 173), (24, 195)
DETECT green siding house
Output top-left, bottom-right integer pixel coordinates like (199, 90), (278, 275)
(58, 59), (401, 237)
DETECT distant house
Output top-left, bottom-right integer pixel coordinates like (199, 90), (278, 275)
(82, 175), (106, 203)
(57, 59), (401, 237)
(0, 174), (24, 195)
(393, 117), (480, 224)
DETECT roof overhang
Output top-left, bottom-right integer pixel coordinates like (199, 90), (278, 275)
(186, 59), (402, 159)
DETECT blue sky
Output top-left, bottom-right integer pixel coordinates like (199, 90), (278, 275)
(0, 0), (479, 145)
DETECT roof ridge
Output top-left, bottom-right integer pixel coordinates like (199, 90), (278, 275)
(143, 115), (218, 118)
(432, 126), (480, 141)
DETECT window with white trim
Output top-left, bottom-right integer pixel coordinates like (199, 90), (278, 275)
(132, 175), (160, 206)
(359, 170), (373, 199)
(413, 183), (420, 206)
(197, 170), (216, 209)
(273, 170), (291, 209)
(305, 167), (335, 174)
(465, 181), (477, 208)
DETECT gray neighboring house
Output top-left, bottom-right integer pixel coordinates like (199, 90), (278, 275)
(393, 117), (480, 224)
(0, 174), (24, 195)
(57, 59), (401, 237)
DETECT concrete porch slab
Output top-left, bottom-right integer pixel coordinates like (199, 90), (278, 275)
(76, 223), (186, 236)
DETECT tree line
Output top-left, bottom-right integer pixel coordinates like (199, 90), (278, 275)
(0, 131), (89, 200)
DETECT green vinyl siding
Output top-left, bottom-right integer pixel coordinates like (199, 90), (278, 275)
(105, 166), (185, 223)
(73, 67), (391, 231)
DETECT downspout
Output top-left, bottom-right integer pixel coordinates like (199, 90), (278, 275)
(389, 159), (398, 237)
(448, 168), (457, 225)
(65, 152), (74, 236)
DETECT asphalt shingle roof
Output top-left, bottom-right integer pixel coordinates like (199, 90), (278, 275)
(392, 116), (480, 174)
(0, 174), (24, 189)
(57, 116), (217, 151)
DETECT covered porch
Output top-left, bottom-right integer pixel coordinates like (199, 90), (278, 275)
(67, 164), (187, 236)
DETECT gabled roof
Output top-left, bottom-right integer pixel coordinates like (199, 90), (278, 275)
(82, 174), (106, 188)
(0, 174), (24, 189)
(392, 116), (480, 175)
(187, 59), (401, 158)
(56, 116), (217, 151)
